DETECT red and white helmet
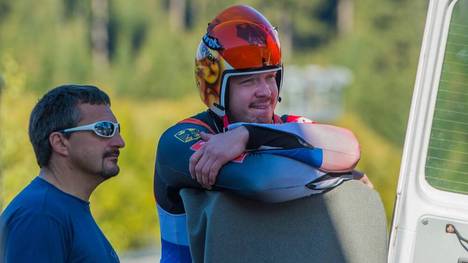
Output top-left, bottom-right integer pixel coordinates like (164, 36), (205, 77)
(194, 5), (283, 119)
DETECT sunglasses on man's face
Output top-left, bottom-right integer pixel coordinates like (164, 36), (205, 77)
(60, 121), (120, 138)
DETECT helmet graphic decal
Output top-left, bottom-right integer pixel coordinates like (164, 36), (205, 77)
(202, 34), (223, 50)
(195, 43), (226, 108)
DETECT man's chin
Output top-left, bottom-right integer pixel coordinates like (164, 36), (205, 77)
(252, 113), (274, 123)
(100, 166), (120, 179)
(231, 110), (274, 123)
(243, 109), (270, 121)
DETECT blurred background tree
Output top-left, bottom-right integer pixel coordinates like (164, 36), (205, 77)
(0, 0), (428, 254)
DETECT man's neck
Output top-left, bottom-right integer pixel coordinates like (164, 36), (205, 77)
(39, 163), (102, 202)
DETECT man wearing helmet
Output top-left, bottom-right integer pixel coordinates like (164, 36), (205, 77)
(154, 5), (371, 262)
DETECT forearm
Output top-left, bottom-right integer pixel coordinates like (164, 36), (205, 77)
(244, 125), (302, 150)
(156, 121), (359, 204)
(234, 122), (360, 172)
(158, 149), (334, 203)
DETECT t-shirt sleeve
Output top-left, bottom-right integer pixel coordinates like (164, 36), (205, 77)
(4, 213), (68, 263)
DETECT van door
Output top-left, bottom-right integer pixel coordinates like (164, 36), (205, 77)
(388, 0), (468, 262)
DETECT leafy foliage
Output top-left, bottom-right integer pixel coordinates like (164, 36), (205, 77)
(0, 0), (429, 252)
(332, 0), (428, 145)
(337, 113), (402, 220)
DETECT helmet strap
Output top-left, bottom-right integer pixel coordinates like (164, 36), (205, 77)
(222, 115), (230, 130)
(210, 104), (225, 117)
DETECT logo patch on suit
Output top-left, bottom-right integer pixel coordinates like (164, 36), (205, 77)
(174, 128), (201, 143)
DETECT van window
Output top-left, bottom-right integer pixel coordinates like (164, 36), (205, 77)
(425, 0), (468, 194)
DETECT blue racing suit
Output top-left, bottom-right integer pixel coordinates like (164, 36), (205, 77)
(154, 110), (360, 262)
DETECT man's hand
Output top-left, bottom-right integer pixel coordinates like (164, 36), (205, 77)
(351, 170), (374, 189)
(189, 126), (249, 189)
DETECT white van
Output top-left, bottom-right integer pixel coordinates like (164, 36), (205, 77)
(388, 0), (468, 262)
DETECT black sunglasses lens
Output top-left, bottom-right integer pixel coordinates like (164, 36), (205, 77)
(95, 122), (115, 137)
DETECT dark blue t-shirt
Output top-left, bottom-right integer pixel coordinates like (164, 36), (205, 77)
(0, 177), (119, 263)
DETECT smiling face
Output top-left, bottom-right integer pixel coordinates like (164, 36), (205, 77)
(227, 71), (279, 123)
(66, 103), (125, 180)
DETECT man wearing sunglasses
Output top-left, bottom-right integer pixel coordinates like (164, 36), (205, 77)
(1, 84), (124, 262)
(154, 5), (376, 263)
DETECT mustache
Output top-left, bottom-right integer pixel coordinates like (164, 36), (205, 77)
(249, 98), (272, 105)
(103, 149), (120, 158)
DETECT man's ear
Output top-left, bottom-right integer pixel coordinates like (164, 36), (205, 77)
(49, 132), (70, 157)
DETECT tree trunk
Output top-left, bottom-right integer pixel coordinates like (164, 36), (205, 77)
(337, 0), (353, 36)
(91, 0), (109, 67)
(169, 0), (186, 32)
(280, 10), (293, 61)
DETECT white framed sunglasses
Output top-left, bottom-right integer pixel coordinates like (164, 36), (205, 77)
(60, 121), (120, 138)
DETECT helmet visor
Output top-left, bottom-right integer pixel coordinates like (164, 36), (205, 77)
(210, 21), (281, 70)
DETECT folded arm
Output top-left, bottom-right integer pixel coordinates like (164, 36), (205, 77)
(235, 122), (361, 173)
(156, 121), (361, 203)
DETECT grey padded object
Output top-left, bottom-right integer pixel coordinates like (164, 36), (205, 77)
(180, 180), (388, 263)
